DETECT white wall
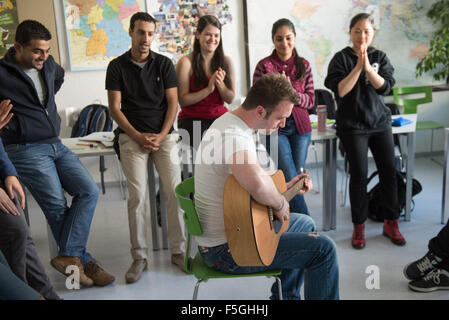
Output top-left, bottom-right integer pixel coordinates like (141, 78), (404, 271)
(52, 0), (449, 157)
(52, 0), (247, 138)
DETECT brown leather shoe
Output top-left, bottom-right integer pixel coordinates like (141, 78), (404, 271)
(51, 255), (93, 287)
(84, 259), (115, 287)
(171, 253), (187, 273)
(125, 259), (147, 284)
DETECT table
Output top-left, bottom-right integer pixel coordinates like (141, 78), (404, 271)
(41, 138), (169, 258)
(314, 113), (417, 231)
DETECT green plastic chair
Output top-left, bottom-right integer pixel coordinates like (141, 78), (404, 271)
(175, 177), (283, 300)
(393, 86), (444, 157)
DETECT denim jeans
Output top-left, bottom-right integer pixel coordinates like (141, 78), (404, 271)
(265, 117), (311, 215)
(200, 213), (339, 300)
(5, 141), (99, 265)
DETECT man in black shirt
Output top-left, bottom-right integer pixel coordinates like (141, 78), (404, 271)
(106, 12), (186, 284)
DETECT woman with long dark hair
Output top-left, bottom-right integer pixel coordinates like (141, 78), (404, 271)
(176, 15), (235, 153)
(253, 18), (315, 215)
(325, 13), (405, 249)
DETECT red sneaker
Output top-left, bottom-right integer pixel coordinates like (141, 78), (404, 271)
(352, 223), (366, 249)
(383, 219), (406, 246)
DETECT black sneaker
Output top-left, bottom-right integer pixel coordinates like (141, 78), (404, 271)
(408, 269), (449, 292)
(403, 251), (442, 280)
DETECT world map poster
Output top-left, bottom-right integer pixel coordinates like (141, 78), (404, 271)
(62, 0), (146, 71)
(246, 0), (443, 88)
(0, 0), (18, 58)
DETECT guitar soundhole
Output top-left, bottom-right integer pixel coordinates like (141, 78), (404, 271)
(273, 220), (282, 234)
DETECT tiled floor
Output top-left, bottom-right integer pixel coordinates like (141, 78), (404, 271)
(26, 155), (449, 300)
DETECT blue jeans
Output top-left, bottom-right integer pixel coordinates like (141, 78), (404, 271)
(265, 117), (311, 215)
(5, 141), (99, 264)
(200, 213), (339, 300)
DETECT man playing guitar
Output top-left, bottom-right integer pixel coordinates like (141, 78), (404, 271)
(194, 73), (339, 300)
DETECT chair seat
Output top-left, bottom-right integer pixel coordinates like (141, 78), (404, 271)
(416, 121), (444, 131)
(191, 253), (281, 280)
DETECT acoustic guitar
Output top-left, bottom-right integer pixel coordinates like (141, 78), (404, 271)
(223, 170), (306, 267)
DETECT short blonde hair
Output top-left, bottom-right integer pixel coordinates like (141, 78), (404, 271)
(243, 73), (299, 116)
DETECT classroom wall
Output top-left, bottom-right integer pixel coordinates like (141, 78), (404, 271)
(50, 0), (449, 168)
(52, 0), (247, 138)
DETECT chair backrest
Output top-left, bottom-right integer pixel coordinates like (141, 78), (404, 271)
(392, 86), (433, 114)
(310, 89), (337, 119)
(175, 177), (202, 272)
(175, 177), (202, 236)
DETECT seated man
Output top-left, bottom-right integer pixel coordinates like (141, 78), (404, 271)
(404, 220), (449, 292)
(0, 250), (44, 300)
(0, 100), (59, 300)
(0, 20), (114, 287)
(194, 73), (339, 300)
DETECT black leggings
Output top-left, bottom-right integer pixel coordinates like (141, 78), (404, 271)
(339, 129), (399, 224)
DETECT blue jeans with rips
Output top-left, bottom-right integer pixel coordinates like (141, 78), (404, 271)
(200, 213), (339, 300)
(265, 117), (311, 215)
(5, 141), (99, 265)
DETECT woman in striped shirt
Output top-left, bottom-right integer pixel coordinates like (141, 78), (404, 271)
(253, 18), (315, 215)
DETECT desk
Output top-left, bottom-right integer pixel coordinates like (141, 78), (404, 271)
(41, 139), (169, 258)
(314, 114), (417, 231)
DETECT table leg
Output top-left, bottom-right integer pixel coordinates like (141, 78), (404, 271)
(405, 132), (416, 221)
(322, 138), (337, 231)
(148, 159), (160, 251)
(159, 179), (169, 250)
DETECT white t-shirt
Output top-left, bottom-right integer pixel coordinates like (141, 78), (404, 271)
(194, 112), (263, 247)
(23, 68), (47, 106)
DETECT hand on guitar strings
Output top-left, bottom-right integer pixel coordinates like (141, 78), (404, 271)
(287, 173), (313, 195)
(273, 197), (290, 222)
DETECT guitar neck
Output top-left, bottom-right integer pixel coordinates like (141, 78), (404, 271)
(282, 178), (305, 202)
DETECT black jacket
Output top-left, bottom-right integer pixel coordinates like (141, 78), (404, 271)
(324, 46), (395, 134)
(0, 48), (64, 145)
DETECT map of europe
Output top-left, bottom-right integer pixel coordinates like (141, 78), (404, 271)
(63, 0), (145, 70)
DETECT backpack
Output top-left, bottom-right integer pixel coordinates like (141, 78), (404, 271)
(367, 170), (422, 222)
(309, 89), (337, 119)
(70, 104), (113, 138)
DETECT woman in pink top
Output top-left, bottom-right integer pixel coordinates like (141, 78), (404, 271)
(253, 18), (315, 215)
(176, 15), (235, 152)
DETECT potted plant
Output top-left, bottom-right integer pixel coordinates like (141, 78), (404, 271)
(415, 0), (449, 84)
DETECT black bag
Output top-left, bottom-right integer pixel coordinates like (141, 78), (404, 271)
(367, 170), (422, 222)
(71, 104), (113, 138)
(309, 89), (337, 119)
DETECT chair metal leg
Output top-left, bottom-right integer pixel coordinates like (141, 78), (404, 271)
(430, 128), (444, 166)
(193, 279), (204, 300)
(274, 276), (283, 300)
